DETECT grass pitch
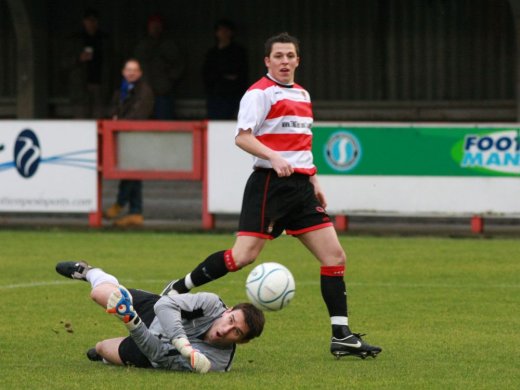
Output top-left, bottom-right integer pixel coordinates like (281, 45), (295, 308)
(0, 230), (519, 389)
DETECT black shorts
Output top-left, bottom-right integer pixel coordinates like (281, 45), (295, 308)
(118, 289), (160, 368)
(238, 169), (333, 239)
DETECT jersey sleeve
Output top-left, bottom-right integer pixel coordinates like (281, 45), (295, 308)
(153, 292), (224, 341)
(235, 89), (271, 136)
(129, 321), (192, 371)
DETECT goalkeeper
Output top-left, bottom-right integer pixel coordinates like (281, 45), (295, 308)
(55, 261), (265, 373)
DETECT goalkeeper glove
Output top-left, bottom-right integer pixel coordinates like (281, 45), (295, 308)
(106, 286), (141, 330)
(172, 337), (211, 374)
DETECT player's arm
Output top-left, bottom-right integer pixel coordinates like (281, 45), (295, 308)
(121, 316), (195, 371)
(309, 174), (327, 208)
(128, 321), (174, 365)
(235, 130), (293, 177)
(235, 88), (293, 177)
(105, 287), (173, 366)
(106, 287), (207, 372)
(154, 293), (222, 373)
(154, 292), (222, 339)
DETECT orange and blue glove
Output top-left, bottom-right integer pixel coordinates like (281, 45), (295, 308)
(106, 286), (141, 330)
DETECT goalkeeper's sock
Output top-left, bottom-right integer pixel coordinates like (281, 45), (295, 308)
(320, 266), (351, 337)
(173, 250), (238, 293)
(86, 268), (119, 289)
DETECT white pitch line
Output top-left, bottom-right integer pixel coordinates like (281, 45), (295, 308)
(0, 279), (518, 290)
(0, 280), (76, 289)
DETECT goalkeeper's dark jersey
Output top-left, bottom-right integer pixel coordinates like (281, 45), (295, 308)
(129, 292), (236, 372)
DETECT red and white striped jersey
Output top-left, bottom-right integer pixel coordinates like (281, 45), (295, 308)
(235, 74), (316, 175)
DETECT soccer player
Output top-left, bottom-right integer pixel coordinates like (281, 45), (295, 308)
(55, 261), (264, 372)
(163, 32), (382, 359)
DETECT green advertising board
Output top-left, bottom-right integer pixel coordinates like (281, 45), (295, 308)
(312, 126), (520, 176)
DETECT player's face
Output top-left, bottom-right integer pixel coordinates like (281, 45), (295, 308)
(264, 42), (300, 84)
(122, 61), (142, 83)
(205, 308), (250, 346)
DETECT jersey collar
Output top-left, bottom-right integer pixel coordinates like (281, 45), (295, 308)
(265, 73), (294, 88)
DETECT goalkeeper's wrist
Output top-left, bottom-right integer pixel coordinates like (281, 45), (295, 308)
(172, 337), (192, 356)
(124, 315), (142, 331)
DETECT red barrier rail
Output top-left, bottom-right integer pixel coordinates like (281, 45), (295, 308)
(88, 120), (486, 233)
(89, 120), (214, 228)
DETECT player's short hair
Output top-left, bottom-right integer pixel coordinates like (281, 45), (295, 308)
(264, 32), (300, 57)
(232, 303), (265, 341)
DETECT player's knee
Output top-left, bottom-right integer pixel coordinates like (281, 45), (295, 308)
(95, 341), (107, 357)
(322, 248), (346, 267)
(231, 247), (261, 268)
(233, 252), (257, 268)
(332, 249), (346, 266)
(90, 288), (99, 302)
(90, 287), (107, 306)
(338, 250), (347, 266)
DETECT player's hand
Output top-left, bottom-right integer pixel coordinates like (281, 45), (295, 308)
(315, 189), (327, 208)
(106, 286), (141, 330)
(270, 154), (294, 177)
(310, 175), (327, 208)
(172, 337), (211, 373)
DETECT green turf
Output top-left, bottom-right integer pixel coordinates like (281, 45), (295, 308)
(0, 230), (519, 389)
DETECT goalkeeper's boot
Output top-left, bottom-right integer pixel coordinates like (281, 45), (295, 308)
(86, 347), (103, 362)
(330, 327), (382, 359)
(160, 279), (180, 296)
(55, 261), (92, 281)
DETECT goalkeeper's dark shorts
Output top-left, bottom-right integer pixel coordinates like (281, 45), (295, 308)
(238, 169), (333, 239)
(118, 288), (160, 368)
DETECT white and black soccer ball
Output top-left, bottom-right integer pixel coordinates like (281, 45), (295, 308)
(245, 262), (295, 311)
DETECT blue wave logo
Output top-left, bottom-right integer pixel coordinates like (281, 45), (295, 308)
(324, 131), (361, 172)
(0, 128), (96, 178)
(14, 129), (41, 178)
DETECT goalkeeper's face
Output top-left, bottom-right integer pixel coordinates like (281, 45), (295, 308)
(205, 309), (250, 346)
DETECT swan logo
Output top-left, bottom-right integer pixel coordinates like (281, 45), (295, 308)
(14, 129), (41, 178)
(324, 131), (361, 172)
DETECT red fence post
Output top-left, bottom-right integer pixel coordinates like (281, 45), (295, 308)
(471, 215), (484, 234)
(335, 215), (349, 232)
(88, 120), (103, 227)
(201, 121), (215, 230)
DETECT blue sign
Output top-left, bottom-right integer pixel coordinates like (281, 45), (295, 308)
(14, 129), (41, 178)
(323, 131), (362, 172)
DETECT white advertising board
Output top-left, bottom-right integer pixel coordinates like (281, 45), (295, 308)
(207, 121), (520, 216)
(0, 121), (97, 213)
(207, 121), (251, 213)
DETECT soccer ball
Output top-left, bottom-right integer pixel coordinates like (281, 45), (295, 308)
(245, 262), (295, 311)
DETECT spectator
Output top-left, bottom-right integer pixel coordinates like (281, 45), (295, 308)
(104, 59), (154, 227)
(134, 15), (184, 119)
(64, 8), (110, 119)
(203, 19), (248, 119)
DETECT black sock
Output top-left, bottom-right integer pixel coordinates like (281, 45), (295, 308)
(320, 274), (351, 338)
(332, 324), (352, 339)
(173, 250), (229, 292)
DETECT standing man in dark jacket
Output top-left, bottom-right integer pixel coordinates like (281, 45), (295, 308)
(65, 8), (111, 119)
(104, 59), (154, 227)
(203, 19), (248, 119)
